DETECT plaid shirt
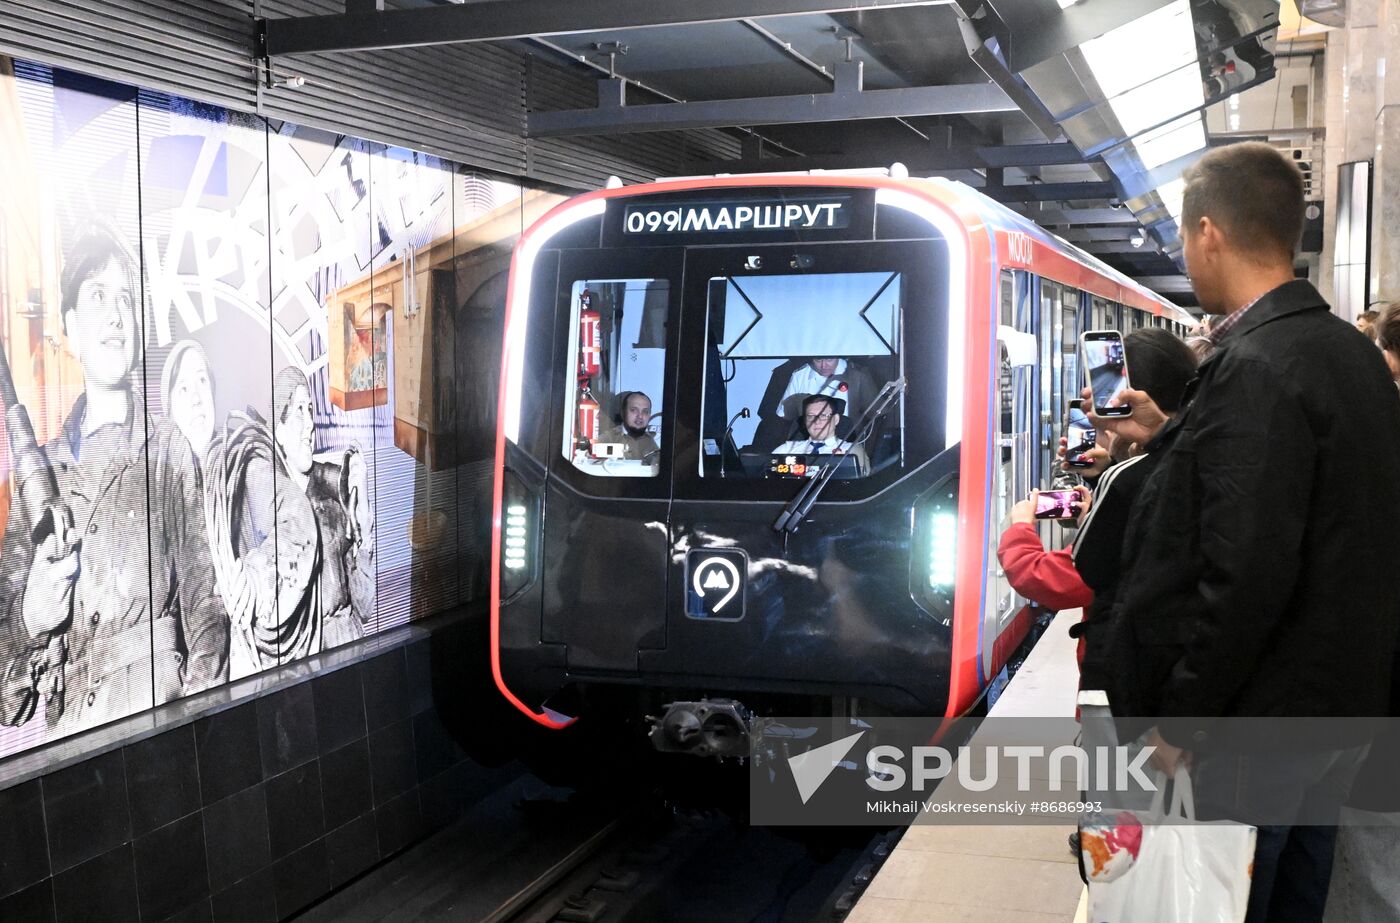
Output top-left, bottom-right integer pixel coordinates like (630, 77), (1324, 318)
(1206, 294), (1264, 347)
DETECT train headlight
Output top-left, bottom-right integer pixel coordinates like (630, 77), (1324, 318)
(910, 475), (958, 625)
(500, 470), (537, 599)
(504, 505), (528, 570)
(928, 511), (958, 589)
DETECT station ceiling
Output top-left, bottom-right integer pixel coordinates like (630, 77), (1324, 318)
(262, 0), (1292, 309)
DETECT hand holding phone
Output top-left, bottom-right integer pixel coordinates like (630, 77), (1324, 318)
(1034, 488), (1085, 520)
(1065, 400), (1097, 468)
(1081, 385), (1171, 448)
(1058, 437), (1113, 478)
(1081, 330), (1131, 417)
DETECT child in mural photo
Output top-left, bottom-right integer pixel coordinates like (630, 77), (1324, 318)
(205, 366), (375, 678)
(0, 226), (228, 733)
(162, 339), (217, 462)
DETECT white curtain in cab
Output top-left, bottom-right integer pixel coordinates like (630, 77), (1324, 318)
(718, 271), (900, 359)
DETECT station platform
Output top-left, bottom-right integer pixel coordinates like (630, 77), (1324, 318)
(848, 608), (1088, 923)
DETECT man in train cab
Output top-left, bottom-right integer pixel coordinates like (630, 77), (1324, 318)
(596, 391), (659, 461)
(0, 226), (227, 734)
(772, 395), (862, 463)
(752, 356), (876, 450)
(1092, 142), (1400, 923)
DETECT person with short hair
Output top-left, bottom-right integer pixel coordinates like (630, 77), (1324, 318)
(772, 395), (865, 470)
(1094, 142), (1400, 922)
(596, 390), (659, 461)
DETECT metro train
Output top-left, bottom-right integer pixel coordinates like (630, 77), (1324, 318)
(489, 172), (1192, 756)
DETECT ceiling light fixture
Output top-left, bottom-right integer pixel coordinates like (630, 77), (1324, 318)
(1080, 0), (1205, 142)
(1133, 113), (1207, 170)
(1156, 177), (1187, 219)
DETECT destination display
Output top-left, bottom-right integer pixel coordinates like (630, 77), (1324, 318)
(623, 197), (852, 234)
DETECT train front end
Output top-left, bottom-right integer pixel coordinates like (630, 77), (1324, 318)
(491, 178), (997, 752)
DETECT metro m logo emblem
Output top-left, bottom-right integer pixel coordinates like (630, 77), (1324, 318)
(685, 548), (748, 620)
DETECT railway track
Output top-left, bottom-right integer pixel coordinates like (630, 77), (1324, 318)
(296, 764), (902, 923)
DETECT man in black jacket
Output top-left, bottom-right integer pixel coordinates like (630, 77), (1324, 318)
(1096, 142), (1400, 923)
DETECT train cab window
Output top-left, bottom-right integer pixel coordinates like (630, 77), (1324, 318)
(561, 278), (670, 477)
(699, 270), (902, 479)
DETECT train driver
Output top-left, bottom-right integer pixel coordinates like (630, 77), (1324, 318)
(772, 395), (866, 472)
(597, 391), (660, 461)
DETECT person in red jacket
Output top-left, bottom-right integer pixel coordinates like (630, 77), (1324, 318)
(997, 486), (1094, 612)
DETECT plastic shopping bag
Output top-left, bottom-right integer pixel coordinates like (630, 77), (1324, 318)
(1084, 766), (1256, 923)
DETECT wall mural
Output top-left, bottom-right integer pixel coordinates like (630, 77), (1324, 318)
(0, 56), (564, 760)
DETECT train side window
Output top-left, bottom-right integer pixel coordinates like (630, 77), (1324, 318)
(999, 270), (1014, 327)
(1060, 287), (1079, 422)
(1090, 296), (1108, 332)
(561, 278), (670, 477)
(699, 269), (902, 478)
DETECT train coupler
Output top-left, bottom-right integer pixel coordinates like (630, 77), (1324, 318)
(648, 699), (754, 758)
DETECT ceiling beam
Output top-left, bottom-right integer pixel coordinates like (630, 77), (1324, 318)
(982, 181), (1114, 204)
(954, 11), (1061, 140)
(528, 76), (1016, 137)
(1132, 274), (1195, 291)
(1057, 226), (1139, 242)
(1082, 240), (1163, 254)
(262, 0), (951, 56)
(687, 140), (1087, 175)
(1014, 205), (1140, 225)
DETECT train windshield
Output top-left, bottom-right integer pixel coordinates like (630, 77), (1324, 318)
(700, 269), (902, 479)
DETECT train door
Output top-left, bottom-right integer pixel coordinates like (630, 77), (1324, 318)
(540, 249), (682, 672)
(987, 269), (1036, 676)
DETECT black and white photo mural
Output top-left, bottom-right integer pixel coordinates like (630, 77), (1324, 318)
(0, 56), (563, 759)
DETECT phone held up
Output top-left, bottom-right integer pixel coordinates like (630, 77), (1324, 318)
(1034, 489), (1083, 520)
(1080, 329), (1132, 417)
(1065, 399), (1096, 468)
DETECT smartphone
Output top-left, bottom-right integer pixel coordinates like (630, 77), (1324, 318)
(1034, 489), (1083, 520)
(1065, 399), (1096, 468)
(1081, 329), (1131, 417)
